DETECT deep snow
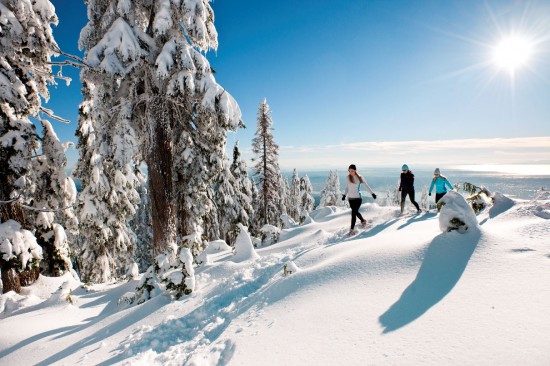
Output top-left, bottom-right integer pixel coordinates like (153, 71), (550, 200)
(1, 194), (549, 365)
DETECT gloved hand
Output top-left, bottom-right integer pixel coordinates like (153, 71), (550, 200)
(429, 192), (431, 196)
(398, 187), (402, 191)
(372, 193), (377, 199)
(342, 195), (346, 201)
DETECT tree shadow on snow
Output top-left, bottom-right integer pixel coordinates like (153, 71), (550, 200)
(378, 228), (481, 334)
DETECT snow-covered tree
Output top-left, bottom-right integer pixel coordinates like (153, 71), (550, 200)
(130, 181), (154, 272)
(0, 0), (71, 292)
(215, 142), (254, 245)
(287, 169), (301, 221)
(251, 99), (282, 228)
(78, 0), (242, 295)
(74, 82), (142, 283)
(300, 175), (315, 213)
(319, 170), (341, 207)
(32, 120), (78, 277)
(278, 172), (289, 217)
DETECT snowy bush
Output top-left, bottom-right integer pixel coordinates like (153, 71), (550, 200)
(455, 182), (492, 214)
(319, 170), (342, 207)
(0, 220), (43, 270)
(438, 192), (478, 233)
(233, 224), (259, 262)
(283, 261), (299, 276)
(259, 224), (281, 247)
(280, 214), (297, 229)
(299, 209), (313, 225)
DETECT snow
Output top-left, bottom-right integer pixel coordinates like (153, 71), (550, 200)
(0, 220), (42, 269)
(1, 195), (550, 365)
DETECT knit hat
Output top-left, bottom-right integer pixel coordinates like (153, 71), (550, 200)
(348, 164), (357, 170)
(402, 164), (409, 171)
(434, 168), (440, 174)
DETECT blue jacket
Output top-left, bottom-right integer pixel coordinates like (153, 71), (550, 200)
(429, 176), (453, 194)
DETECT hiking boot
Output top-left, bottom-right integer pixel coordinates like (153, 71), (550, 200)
(360, 220), (367, 227)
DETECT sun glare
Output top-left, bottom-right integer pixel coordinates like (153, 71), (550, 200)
(492, 35), (533, 72)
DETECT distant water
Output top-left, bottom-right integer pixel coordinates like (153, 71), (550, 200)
(284, 168), (550, 206)
(74, 168), (550, 205)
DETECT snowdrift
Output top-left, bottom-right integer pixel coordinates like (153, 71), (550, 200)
(1, 195), (550, 365)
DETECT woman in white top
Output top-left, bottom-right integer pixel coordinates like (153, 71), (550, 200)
(342, 164), (377, 234)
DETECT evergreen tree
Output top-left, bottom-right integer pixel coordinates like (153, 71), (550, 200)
(74, 82), (142, 283)
(288, 169), (301, 221)
(33, 120), (78, 277)
(230, 142), (255, 235)
(78, 0), (242, 295)
(215, 142), (255, 245)
(0, 0), (69, 292)
(251, 99), (282, 228)
(300, 175), (315, 213)
(130, 182), (154, 272)
(319, 170), (341, 207)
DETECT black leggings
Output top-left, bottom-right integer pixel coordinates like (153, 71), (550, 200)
(401, 190), (420, 211)
(349, 198), (364, 229)
(435, 192), (447, 203)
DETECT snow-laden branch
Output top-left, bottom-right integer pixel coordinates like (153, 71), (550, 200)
(19, 204), (75, 213)
(39, 107), (70, 123)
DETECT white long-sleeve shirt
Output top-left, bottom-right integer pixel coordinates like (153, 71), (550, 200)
(344, 175), (374, 199)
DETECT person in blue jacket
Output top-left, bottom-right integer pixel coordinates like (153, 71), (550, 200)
(429, 168), (454, 209)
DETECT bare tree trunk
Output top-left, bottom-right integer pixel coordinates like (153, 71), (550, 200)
(146, 97), (176, 256)
(1, 267), (21, 294)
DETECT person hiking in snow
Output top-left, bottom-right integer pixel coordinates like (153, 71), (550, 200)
(429, 168), (454, 210)
(399, 164), (420, 214)
(342, 164), (377, 235)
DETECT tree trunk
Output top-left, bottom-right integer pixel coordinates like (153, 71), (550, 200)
(146, 98), (176, 256)
(1, 267), (21, 294)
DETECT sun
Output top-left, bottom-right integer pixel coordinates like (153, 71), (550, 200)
(492, 35), (534, 72)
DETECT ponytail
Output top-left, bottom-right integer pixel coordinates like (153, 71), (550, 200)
(349, 173), (366, 184)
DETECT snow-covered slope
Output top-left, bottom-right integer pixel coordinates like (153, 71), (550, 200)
(1, 197), (549, 365)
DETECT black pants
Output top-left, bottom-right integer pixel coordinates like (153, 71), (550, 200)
(349, 198), (364, 229)
(435, 192), (447, 203)
(401, 190), (420, 211)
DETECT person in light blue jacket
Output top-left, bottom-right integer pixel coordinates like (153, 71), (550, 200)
(429, 168), (454, 208)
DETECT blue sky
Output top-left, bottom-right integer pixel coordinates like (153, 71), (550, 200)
(46, 0), (550, 172)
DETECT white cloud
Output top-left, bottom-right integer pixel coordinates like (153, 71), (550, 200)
(241, 136), (550, 170)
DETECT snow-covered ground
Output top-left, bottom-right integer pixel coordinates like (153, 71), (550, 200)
(1, 194), (549, 365)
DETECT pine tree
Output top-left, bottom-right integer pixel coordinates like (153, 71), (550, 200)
(78, 0), (242, 295)
(74, 82), (142, 283)
(288, 169), (301, 221)
(130, 182), (154, 272)
(300, 175), (315, 213)
(251, 99), (283, 228)
(319, 170), (341, 207)
(33, 120), (78, 277)
(0, 0), (69, 292)
(215, 142), (255, 245)
(230, 142), (255, 235)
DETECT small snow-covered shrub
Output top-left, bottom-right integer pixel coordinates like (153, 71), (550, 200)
(438, 191), (478, 233)
(299, 209), (313, 225)
(283, 261), (299, 276)
(259, 224), (281, 246)
(534, 187), (550, 201)
(233, 224), (259, 262)
(280, 214), (297, 229)
(460, 182), (492, 214)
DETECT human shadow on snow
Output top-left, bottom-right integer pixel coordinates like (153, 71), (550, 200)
(378, 228), (480, 333)
(396, 211), (437, 230)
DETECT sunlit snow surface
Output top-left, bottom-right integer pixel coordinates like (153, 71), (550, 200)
(1, 194), (550, 365)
